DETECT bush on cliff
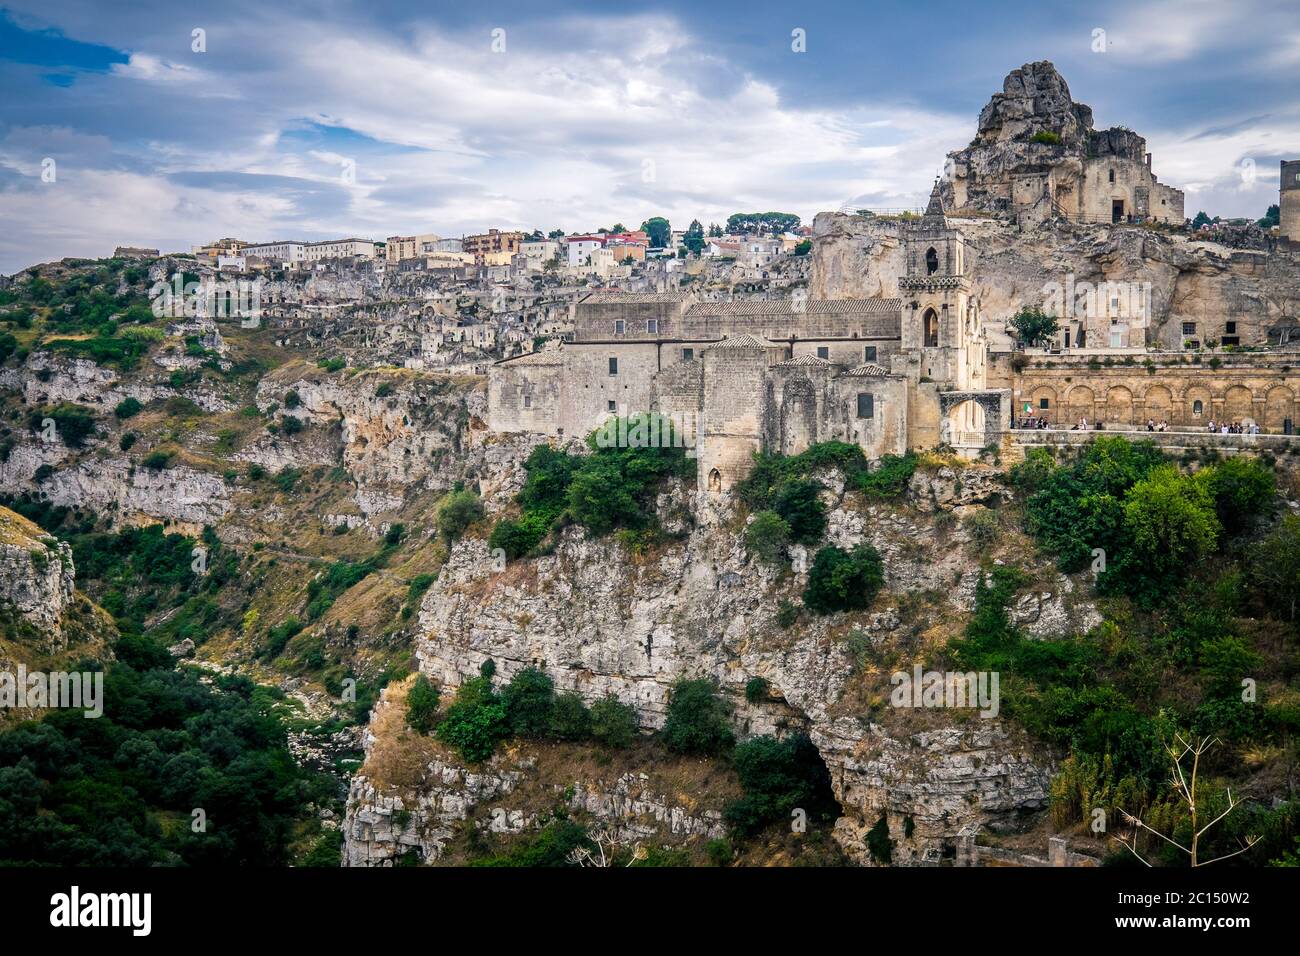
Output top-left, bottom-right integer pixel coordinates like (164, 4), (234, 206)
(802, 543), (884, 615)
(589, 695), (639, 748)
(723, 734), (839, 837)
(405, 676), (441, 735)
(436, 677), (508, 763)
(437, 489), (483, 540)
(662, 679), (733, 755)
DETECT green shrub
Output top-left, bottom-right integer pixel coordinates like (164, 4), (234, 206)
(283, 389), (301, 409)
(119, 432), (137, 451)
(501, 667), (556, 737)
(744, 676), (770, 704)
(489, 512), (551, 560)
(438, 490), (483, 540)
(1196, 457), (1275, 534)
(436, 677), (508, 763)
(744, 510), (791, 564)
(406, 676), (441, 734)
(549, 692), (592, 740)
(29, 404), (97, 448)
(775, 599), (799, 629)
(857, 453), (917, 499)
(802, 543), (885, 615)
(142, 450), (174, 471)
(772, 479), (826, 545)
(280, 415), (304, 435)
(662, 679), (733, 755)
(723, 734), (838, 837)
(589, 695), (638, 748)
(114, 397), (143, 419)
(375, 382), (394, 398)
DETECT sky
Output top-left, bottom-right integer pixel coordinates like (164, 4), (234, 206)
(1, 0), (1298, 273)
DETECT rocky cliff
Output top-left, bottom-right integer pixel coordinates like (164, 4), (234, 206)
(336, 446), (1096, 866)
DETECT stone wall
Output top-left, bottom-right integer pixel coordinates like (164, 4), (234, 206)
(1013, 354), (1300, 430)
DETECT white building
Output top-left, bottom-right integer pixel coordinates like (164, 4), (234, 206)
(566, 237), (604, 267)
(303, 238), (377, 261)
(243, 241), (306, 263)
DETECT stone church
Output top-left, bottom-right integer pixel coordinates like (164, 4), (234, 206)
(488, 188), (1008, 491)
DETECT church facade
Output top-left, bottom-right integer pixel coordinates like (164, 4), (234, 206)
(488, 189), (1009, 491)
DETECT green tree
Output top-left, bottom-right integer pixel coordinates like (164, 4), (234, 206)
(744, 510), (791, 564)
(803, 544), (885, 615)
(1191, 211), (1213, 229)
(1258, 204), (1281, 229)
(662, 679), (733, 755)
(549, 692), (592, 740)
(1010, 306), (1060, 348)
(1196, 457), (1275, 534)
(1247, 514), (1300, 621)
(501, 667), (556, 737)
(437, 677), (508, 762)
(1122, 465), (1220, 586)
(438, 490), (484, 540)
(641, 216), (671, 248)
(406, 676), (441, 735)
(725, 212), (801, 236)
(684, 219), (705, 254)
(590, 695), (638, 748)
(772, 479), (826, 545)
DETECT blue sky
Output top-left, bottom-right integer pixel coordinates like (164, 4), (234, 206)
(1, 0), (1298, 272)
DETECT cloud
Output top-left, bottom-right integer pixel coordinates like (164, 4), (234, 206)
(1, 1), (1299, 271)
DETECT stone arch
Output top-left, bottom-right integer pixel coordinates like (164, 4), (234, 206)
(925, 247), (939, 275)
(1223, 385), (1254, 424)
(1027, 385), (1057, 422)
(923, 308), (939, 348)
(1185, 385), (1212, 423)
(707, 468), (722, 493)
(1265, 386), (1295, 433)
(1143, 384), (1173, 423)
(1065, 385), (1095, 423)
(937, 390), (1006, 453)
(780, 379), (818, 456)
(1105, 386), (1133, 425)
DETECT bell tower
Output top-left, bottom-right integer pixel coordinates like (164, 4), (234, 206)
(899, 182), (980, 387)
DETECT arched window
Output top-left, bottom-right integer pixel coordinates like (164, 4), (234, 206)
(925, 247), (939, 275)
(1192, 399), (1204, 416)
(1108, 168), (1115, 184)
(923, 308), (939, 348)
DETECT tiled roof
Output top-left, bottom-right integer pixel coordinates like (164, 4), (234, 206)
(686, 298), (901, 317)
(840, 363), (891, 377)
(773, 355), (832, 368)
(707, 333), (772, 350)
(581, 292), (689, 304)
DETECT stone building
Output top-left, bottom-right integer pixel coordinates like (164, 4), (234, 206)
(941, 61), (1184, 227)
(488, 188), (1008, 490)
(1283, 160), (1300, 242)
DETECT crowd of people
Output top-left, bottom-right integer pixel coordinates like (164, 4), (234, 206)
(1206, 419), (1260, 435)
(1011, 415), (1265, 434)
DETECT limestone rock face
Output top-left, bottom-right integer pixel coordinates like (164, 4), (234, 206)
(400, 460), (1089, 864)
(976, 61), (1094, 148)
(0, 507), (75, 646)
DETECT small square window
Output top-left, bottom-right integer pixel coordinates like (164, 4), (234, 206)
(682, 348), (694, 361)
(856, 393), (874, 419)
(1182, 322), (1196, 335)
(523, 394), (532, 408)
(864, 346), (877, 362)
(608, 400), (616, 412)
(647, 319), (658, 333)
(1225, 321), (1236, 334)
(816, 346), (829, 359)
(614, 320), (625, 334)
(608, 357), (618, 375)
(1039, 398), (1049, 409)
